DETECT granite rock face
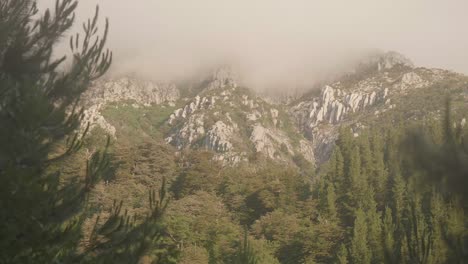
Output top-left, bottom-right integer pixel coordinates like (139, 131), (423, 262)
(291, 84), (387, 134)
(165, 67), (315, 164)
(79, 51), (467, 167)
(290, 52), (466, 163)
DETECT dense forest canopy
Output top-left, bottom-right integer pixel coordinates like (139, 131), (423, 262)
(0, 1), (467, 264)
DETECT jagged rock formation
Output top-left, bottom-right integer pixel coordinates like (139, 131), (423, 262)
(291, 51), (467, 163)
(165, 69), (315, 164)
(292, 85), (386, 129)
(80, 77), (179, 136)
(79, 51), (467, 167)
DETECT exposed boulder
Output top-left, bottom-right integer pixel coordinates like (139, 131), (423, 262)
(250, 125), (293, 160)
(205, 121), (234, 153)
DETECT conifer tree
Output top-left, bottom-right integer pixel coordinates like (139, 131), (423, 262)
(402, 101), (468, 261)
(326, 183), (338, 221)
(389, 172), (406, 263)
(0, 0), (112, 262)
(349, 208), (371, 264)
(84, 180), (179, 263)
(235, 231), (259, 264)
(358, 133), (373, 181)
(328, 146), (345, 198)
(401, 191), (434, 264)
(444, 201), (466, 263)
(366, 198), (384, 263)
(382, 206), (396, 263)
(336, 243), (349, 264)
(390, 172), (405, 228)
(336, 127), (354, 175)
(0, 1), (179, 263)
(370, 132), (388, 207)
(334, 147), (345, 189)
(349, 145), (369, 211)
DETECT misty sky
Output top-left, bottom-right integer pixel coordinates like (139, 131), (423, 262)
(41, 0), (468, 90)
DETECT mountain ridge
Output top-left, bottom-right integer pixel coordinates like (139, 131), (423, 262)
(78, 51), (468, 166)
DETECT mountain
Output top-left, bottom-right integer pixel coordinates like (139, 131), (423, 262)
(74, 51), (468, 263)
(78, 51), (468, 167)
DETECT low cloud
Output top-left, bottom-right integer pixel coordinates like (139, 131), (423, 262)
(41, 0), (468, 91)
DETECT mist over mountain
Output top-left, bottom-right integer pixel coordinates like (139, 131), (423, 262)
(40, 0), (468, 92)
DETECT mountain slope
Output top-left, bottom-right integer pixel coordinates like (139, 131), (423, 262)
(291, 52), (468, 162)
(79, 51), (468, 167)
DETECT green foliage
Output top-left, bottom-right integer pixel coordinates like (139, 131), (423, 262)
(0, 0), (112, 262)
(315, 107), (467, 264)
(102, 102), (176, 142)
(382, 207), (396, 263)
(349, 208), (371, 264)
(166, 191), (241, 263)
(171, 151), (222, 199)
(336, 244), (349, 264)
(235, 231), (259, 264)
(83, 179), (179, 263)
(90, 98), (465, 264)
(178, 246), (210, 264)
(4, 5), (464, 262)
(0, 1), (182, 263)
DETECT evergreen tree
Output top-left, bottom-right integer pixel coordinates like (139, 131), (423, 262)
(349, 145), (369, 212)
(0, 0), (112, 262)
(328, 146), (345, 199)
(401, 191), (434, 264)
(325, 183), (338, 221)
(366, 198), (383, 264)
(402, 101), (468, 261)
(84, 179), (179, 263)
(358, 133), (373, 181)
(171, 151), (221, 199)
(336, 243), (349, 264)
(0, 1), (179, 263)
(334, 147), (345, 190)
(382, 206), (396, 263)
(349, 208), (371, 264)
(427, 191), (447, 264)
(444, 201), (466, 263)
(370, 132), (388, 208)
(235, 231), (259, 264)
(390, 173), (405, 217)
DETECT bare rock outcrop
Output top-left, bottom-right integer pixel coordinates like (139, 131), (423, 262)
(80, 77), (179, 136)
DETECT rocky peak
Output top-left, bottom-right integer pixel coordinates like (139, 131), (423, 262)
(77, 50), (467, 168)
(376, 51), (414, 71)
(347, 51), (415, 76)
(206, 66), (238, 90)
(290, 54), (467, 163)
(82, 77), (179, 106)
(292, 84), (386, 131)
(165, 82), (316, 164)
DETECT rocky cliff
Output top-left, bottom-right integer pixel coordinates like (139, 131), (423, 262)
(165, 68), (315, 164)
(291, 51), (467, 162)
(80, 51), (468, 167)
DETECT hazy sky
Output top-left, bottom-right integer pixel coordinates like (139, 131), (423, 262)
(41, 0), (468, 90)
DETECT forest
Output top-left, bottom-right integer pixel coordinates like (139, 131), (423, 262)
(0, 0), (466, 263)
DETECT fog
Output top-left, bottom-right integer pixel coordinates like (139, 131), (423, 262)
(41, 0), (468, 91)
